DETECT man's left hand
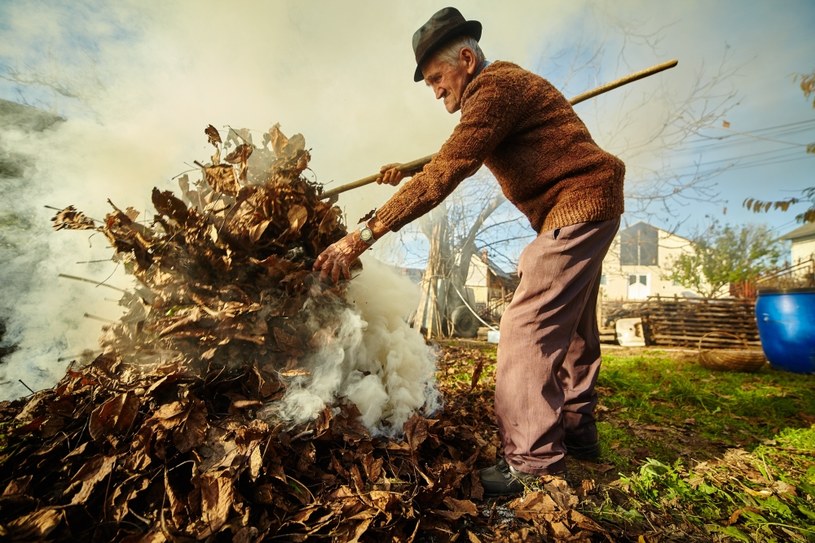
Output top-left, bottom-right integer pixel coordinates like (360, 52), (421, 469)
(313, 231), (368, 283)
(378, 163), (407, 186)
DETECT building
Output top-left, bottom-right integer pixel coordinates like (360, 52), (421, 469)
(758, 222), (815, 288)
(463, 250), (517, 322)
(600, 222), (708, 301)
(781, 222), (815, 265)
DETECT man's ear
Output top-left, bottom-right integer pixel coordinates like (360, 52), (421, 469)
(460, 47), (478, 75)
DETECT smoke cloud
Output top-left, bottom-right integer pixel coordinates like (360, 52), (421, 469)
(267, 256), (440, 436)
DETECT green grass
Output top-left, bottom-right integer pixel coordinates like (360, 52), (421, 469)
(590, 349), (815, 541)
(440, 341), (815, 540)
(590, 426), (815, 542)
(438, 343), (815, 474)
(597, 349), (815, 472)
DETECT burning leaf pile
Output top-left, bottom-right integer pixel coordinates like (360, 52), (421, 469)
(0, 126), (603, 542)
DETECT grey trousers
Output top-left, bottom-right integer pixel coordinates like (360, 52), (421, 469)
(495, 218), (620, 475)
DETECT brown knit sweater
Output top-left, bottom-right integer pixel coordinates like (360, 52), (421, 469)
(375, 61), (625, 234)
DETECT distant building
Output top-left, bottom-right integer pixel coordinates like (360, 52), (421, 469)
(600, 222), (710, 301)
(464, 250), (518, 322)
(781, 222), (815, 265)
(382, 249), (517, 327)
(762, 222), (815, 288)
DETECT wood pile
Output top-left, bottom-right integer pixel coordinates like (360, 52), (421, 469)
(638, 297), (760, 348)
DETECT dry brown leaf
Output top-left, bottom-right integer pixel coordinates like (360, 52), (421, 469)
(204, 164), (240, 194)
(225, 143), (253, 165)
(89, 391), (140, 440)
(404, 415), (429, 452)
(194, 473), (234, 538)
(51, 205), (96, 231)
(172, 399), (208, 453)
(66, 454), (117, 505)
(6, 508), (63, 540)
(205, 124), (222, 145)
(248, 218), (272, 243)
(268, 123), (288, 157)
(550, 520), (573, 540)
(510, 490), (559, 520)
(287, 204), (308, 234)
(442, 496), (478, 516)
(358, 208), (376, 223)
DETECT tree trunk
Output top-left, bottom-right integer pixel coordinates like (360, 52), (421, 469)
(415, 205), (449, 339)
(415, 193), (506, 339)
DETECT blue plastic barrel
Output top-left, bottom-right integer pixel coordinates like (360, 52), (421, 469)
(755, 287), (815, 373)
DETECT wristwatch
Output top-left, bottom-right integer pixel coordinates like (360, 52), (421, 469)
(358, 225), (376, 245)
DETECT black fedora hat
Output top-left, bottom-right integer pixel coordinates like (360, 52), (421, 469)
(412, 7), (482, 82)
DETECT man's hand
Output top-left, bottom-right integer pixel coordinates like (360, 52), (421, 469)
(313, 231), (369, 283)
(377, 163), (407, 186)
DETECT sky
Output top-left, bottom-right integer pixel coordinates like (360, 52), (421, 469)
(0, 0), (812, 238)
(0, 1), (813, 395)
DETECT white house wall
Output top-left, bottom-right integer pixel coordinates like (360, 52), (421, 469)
(601, 226), (707, 301)
(790, 237), (815, 264)
(465, 255), (490, 306)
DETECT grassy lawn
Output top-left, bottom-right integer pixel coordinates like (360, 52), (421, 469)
(439, 341), (815, 541)
(597, 347), (815, 474)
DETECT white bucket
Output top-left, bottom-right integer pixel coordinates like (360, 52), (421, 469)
(615, 317), (645, 347)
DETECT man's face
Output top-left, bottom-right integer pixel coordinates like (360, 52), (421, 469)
(422, 49), (477, 113)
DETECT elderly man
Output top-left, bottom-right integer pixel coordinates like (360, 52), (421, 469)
(314, 7), (624, 496)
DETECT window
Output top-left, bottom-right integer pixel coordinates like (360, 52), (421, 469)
(628, 274), (648, 286)
(620, 223), (658, 266)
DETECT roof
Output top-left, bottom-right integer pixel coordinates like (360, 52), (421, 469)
(472, 250), (516, 281)
(781, 222), (815, 241)
(620, 221), (691, 242)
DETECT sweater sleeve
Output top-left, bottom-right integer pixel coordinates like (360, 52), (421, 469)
(375, 68), (521, 232)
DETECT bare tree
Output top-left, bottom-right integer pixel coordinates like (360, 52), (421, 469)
(410, 174), (510, 338)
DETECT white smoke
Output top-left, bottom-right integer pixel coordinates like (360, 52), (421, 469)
(267, 255), (440, 436)
(0, 120), (133, 400)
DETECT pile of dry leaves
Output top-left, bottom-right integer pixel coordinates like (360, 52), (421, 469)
(0, 126), (606, 542)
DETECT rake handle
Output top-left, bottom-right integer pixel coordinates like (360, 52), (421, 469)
(320, 59), (678, 201)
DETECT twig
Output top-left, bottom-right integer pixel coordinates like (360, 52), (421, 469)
(83, 313), (115, 323)
(18, 379), (35, 394)
(58, 273), (127, 293)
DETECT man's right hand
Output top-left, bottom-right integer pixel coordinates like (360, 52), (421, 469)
(377, 163), (407, 186)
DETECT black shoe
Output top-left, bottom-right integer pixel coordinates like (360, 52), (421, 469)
(564, 438), (600, 460)
(479, 460), (544, 497)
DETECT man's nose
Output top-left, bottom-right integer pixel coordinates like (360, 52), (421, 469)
(434, 86), (445, 100)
